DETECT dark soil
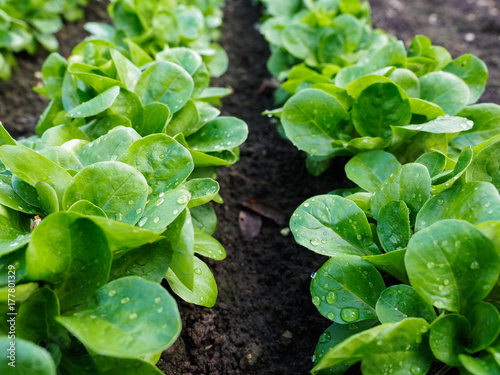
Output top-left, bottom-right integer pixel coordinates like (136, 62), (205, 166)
(2, 0), (500, 374)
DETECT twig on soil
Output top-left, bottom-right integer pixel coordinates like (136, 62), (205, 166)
(229, 165), (267, 185)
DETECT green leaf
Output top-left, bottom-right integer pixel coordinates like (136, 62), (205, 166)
(376, 285), (436, 324)
(39, 52), (68, 99)
(0, 336), (56, 374)
(0, 176), (39, 215)
(352, 82), (411, 139)
(281, 88), (348, 156)
(443, 54), (488, 104)
(415, 182), (500, 231)
(406, 219), (500, 312)
(193, 229), (225, 260)
(0, 145), (73, 203)
(166, 256), (217, 307)
(400, 115), (474, 133)
(39, 124), (89, 149)
(290, 195), (380, 257)
(345, 150), (401, 193)
(451, 103), (500, 150)
(310, 254), (385, 324)
(415, 151), (446, 178)
(67, 200), (107, 217)
(109, 239), (172, 284)
(25, 212), (112, 309)
(164, 209), (194, 290)
(63, 161), (149, 225)
(459, 354), (500, 375)
(183, 178), (219, 208)
(137, 188), (191, 233)
(77, 126), (141, 167)
(111, 49), (141, 91)
(376, 201), (410, 252)
(36, 181), (59, 214)
(466, 138), (500, 187)
(465, 302), (500, 353)
(17, 288), (69, 348)
(56, 276), (181, 358)
(66, 86), (121, 118)
(202, 43), (229, 77)
(363, 249), (409, 284)
(186, 117), (248, 152)
(370, 163), (431, 223)
(431, 145), (473, 194)
(190, 204), (217, 235)
(119, 134), (194, 193)
(429, 314), (471, 366)
(0, 122), (17, 146)
(139, 102), (171, 136)
(134, 61), (194, 113)
(0, 214), (30, 257)
(419, 71), (470, 115)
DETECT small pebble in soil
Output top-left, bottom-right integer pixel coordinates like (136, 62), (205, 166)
(280, 228), (290, 236)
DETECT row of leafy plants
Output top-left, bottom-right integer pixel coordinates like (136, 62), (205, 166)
(259, 0), (500, 374)
(0, 0), (248, 373)
(0, 0), (91, 80)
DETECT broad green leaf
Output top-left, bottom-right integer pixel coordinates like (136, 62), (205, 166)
(17, 288), (69, 348)
(282, 21), (319, 64)
(466, 138), (500, 187)
(66, 86), (121, 118)
(202, 43), (229, 78)
(134, 61), (194, 113)
(139, 102), (171, 136)
(419, 71), (470, 115)
(376, 285), (436, 324)
(459, 354), (500, 375)
(415, 182), (500, 231)
(81, 115), (132, 139)
(406, 220), (500, 312)
(109, 89), (144, 131)
(443, 54), (488, 104)
(429, 314), (471, 366)
(0, 336), (56, 374)
(137, 189), (190, 233)
(376, 201), (410, 252)
(312, 320), (378, 375)
(25, 212), (112, 309)
(465, 302), (500, 353)
(0, 215), (30, 257)
(36, 181), (59, 214)
(183, 178), (219, 208)
(290, 195), (380, 257)
(77, 126), (141, 166)
(39, 124), (89, 149)
(110, 49), (141, 90)
(185, 117), (248, 152)
(109, 239), (172, 284)
(39, 146), (83, 171)
(0, 176), (39, 215)
(193, 229), (225, 260)
(68, 63), (125, 93)
(157, 47), (202, 75)
(91, 354), (164, 374)
(35, 96), (65, 135)
(345, 74), (394, 99)
(370, 163), (431, 223)
(164, 209), (194, 290)
(63, 161), (148, 225)
(360, 318), (433, 375)
(363, 249), (409, 284)
(67, 200), (107, 217)
(0, 122), (16, 146)
(352, 82), (411, 139)
(56, 277), (181, 358)
(166, 256), (217, 307)
(415, 151), (446, 178)
(0, 145), (73, 203)
(191, 204), (217, 234)
(345, 150), (401, 192)
(119, 134), (194, 193)
(39, 52), (68, 99)
(388, 68), (420, 98)
(281, 89), (348, 156)
(451, 103), (500, 150)
(310, 255), (385, 324)
(409, 98), (446, 122)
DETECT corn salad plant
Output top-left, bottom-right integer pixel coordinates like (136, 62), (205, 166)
(259, 0), (500, 374)
(0, 0), (248, 373)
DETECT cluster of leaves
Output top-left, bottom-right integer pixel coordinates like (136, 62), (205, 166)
(291, 145), (500, 374)
(0, 0), (89, 80)
(259, 0), (500, 374)
(267, 34), (489, 176)
(0, 0), (248, 373)
(258, 0), (373, 81)
(86, 0), (228, 77)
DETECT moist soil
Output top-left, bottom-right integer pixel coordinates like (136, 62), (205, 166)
(1, 1), (500, 374)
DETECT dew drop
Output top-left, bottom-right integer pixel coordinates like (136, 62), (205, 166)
(121, 297), (130, 304)
(470, 260), (480, 269)
(136, 208), (142, 214)
(128, 200), (134, 205)
(108, 290), (117, 297)
(138, 217), (148, 227)
(177, 194), (190, 204)
(312, 296), (321, 306)
(310, 238), (320, 246)
(327, 312), (335, 320)
(156, 198), (165, 206)
(173, 209), (179, 215)
(154, 297), (161, 304)
(129, 313), (138, 320)
(319, 331), (331, 343)
(326, 291), (337, 304)
(410, 365), (423, 375)
(437, 198), (444, 205)
(304, 202), (310, 208)
(340, 307), (359, 322)
(153, 217), (160, 224)
(159, 192), (165, 198)
(157, 307), (163, 313)
(194, 268), (202, 275)
(310, 272), (317, 279)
